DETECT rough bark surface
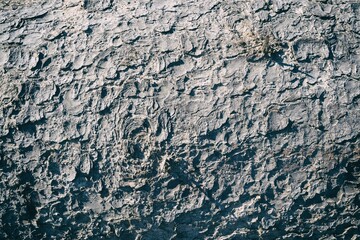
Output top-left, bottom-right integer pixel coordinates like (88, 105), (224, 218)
(0, 0), (359, 239)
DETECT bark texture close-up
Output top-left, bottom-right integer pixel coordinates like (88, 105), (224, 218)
(0, 0), (359, 239)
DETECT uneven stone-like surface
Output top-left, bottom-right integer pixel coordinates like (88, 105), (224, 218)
(0, 0), (359, 239)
